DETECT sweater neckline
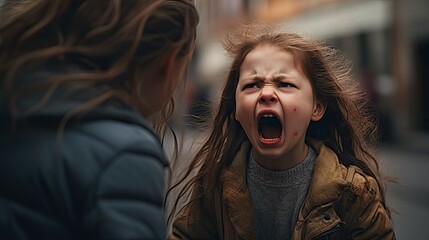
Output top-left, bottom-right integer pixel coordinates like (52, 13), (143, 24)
(247, 146), (316, 187)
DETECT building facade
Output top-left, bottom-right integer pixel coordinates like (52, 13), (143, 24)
(194, 0), (429, 141)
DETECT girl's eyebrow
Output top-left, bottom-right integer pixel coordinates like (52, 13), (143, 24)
(242, 74), (287, 82)
(241, 76), (265, 82)
(252, 76), (265, 82)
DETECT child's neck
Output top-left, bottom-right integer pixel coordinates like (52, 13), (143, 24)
(252, 144), (309, 171)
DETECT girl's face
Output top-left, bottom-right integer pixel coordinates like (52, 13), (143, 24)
(235, 45), (325, 170)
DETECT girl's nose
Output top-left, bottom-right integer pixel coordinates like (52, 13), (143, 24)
(258, 86), (278, 104)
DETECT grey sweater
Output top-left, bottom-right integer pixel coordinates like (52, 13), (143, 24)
(247, 146), (316, 240)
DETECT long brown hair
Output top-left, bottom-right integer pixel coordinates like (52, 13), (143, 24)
(167, 23), (390, 222)
(0, 0), (199, 138)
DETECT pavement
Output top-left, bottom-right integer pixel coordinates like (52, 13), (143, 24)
(377, 131), (429, 239)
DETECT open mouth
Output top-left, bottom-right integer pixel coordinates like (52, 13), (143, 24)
(258, 113), (282, 143)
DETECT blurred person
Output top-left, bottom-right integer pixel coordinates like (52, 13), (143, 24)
(167, 24), (395, 239)
(0, 0), (198, 239)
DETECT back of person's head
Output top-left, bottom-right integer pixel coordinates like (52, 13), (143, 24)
(0, 0), (199, 122)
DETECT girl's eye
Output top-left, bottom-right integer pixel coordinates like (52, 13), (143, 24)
(277, 82), (294, 88)
(244, 82), (260, 89)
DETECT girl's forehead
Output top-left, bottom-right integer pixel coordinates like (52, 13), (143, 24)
(239, 45), (295, 74)
(244, 45), (293, 64)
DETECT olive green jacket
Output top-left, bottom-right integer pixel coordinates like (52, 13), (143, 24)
(170, 141), (395, 239)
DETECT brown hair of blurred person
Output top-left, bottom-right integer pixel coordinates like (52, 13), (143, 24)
(1, 0), (197, 133)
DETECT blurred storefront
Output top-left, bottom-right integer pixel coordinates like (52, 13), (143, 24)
(192, 0), (429, 143)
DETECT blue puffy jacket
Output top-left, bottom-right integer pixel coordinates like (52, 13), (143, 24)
(0, 65), (168, 239)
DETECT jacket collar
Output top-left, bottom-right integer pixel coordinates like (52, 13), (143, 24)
(298, 141), (347, 219)
(221, 141), (254, 240)
(221, 140), (347, 239)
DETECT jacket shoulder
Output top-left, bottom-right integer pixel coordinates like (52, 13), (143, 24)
(337, 164), (385, 225)
(340, 165), (380, 200)
(59, 119), (168, 191)
(77, 120), (168, 239)
(76, 119), (166, 163)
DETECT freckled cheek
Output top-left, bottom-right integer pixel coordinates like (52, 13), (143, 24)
(292, 131), (298, 138)
(284, 104), (297, 113)
(286, 105), (298, 113)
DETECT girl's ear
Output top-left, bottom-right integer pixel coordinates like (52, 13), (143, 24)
(311, 100), (326, 121)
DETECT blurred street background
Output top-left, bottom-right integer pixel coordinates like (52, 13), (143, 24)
(174, 0), (429, 239)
